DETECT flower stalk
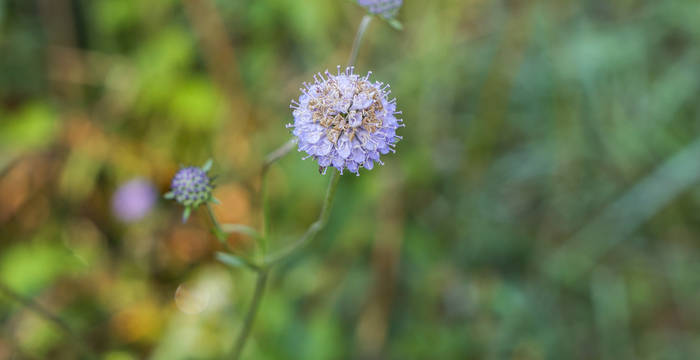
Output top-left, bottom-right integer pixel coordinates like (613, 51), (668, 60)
(265, 170), (340, 266)
(206, 202), (226, 242)
(348, 15), (373, 68)
(227, 13), (375, 358)
(230, 268), (269, 359)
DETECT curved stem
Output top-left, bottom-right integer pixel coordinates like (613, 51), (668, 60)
(229, 13), (369, 358)
(347, 15), (373, 67)
(207, 205), (261, 271)
(231, 269), (269, 360)
(260, 138), (298, 253)
(265, 169), (340, 266)
(206, 202), (226, 242)
(262, 138), (297, 176)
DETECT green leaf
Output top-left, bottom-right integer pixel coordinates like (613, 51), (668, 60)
(216, 252), (245, 268)
(210, 197), (221, 205)
(385, 17), (403, 31)
(164, 192), (175, 200)
(215, 252), (259, 271)
(221, 224), (261, 239)
(201, 159), (213, 172)
(182, 207), (191, 223)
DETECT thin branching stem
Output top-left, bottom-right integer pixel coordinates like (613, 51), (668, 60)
(262, 138), (297, 176)
(206, 202), (226, 242)
(260, 138), (298, 253)
(265, 170), (340, 266)
(348, 15), (373, 68)
(229, 13), (371, 358)
(206, 204), (261, 271)
(230, 268), (269, 360)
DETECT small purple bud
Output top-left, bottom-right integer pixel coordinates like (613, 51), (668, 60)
(168, 166), (213, 208)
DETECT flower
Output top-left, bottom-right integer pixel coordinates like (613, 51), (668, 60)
(358, 0), (403, 17)
(288, 66), (403, 175)
(165, 160), (215, 221)
(112, 178), (157, 222)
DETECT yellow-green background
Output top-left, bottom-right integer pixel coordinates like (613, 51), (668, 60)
(2, 0), (700, 359)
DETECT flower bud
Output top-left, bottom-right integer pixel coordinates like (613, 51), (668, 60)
(164, 160), (215, 221)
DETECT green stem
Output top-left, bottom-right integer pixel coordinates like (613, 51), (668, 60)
(260, 170), (270, 255)
(265, 169), (340, 266)
(229, 13), (369, 358)
(260, 138), (298, 254)
(206, 202), (226, 242)
(262, 138), (297, 175)
(231, 269), (269, 360)
(347, 15), (373, 67)
(207, 205), (261, 271)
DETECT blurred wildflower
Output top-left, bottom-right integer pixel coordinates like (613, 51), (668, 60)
(164, 160), (216, 222)
(289, 66), (403, 175)
(358, 0), (402, 18)
(112, 178), (156, 222)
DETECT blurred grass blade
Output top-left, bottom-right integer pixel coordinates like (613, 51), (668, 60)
(543, 137), (700, 284)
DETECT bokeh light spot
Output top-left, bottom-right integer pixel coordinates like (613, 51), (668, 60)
(174, 282), (210, 315)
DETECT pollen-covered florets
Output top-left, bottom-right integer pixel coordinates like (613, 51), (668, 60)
(170, 166), (213, 208)
(288, 66), (403, 175)
(358, 0), (402, 17)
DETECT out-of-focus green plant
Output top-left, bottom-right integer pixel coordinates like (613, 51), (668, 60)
(2, 0), (700, 359)
(163, 4), (404, 356)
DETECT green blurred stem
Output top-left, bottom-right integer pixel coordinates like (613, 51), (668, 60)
(229, 170), (340, 359)
(206, 204), (261, 271)
(230, 13), (367, 358)
(260, 138), (298, 251)
(231, 268), (269, 360)
(265, 169), (341, 266)
(0, 282), (96, 360)
(348, 15), (373, 67)
(262, 138), (297, 174)
(205, 202), (227, 242)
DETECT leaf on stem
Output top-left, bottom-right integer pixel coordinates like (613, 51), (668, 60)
(216, 251), (259, 271)
(182, 207), (191, 223)
(385, 17), (403, 30)
(221, 223), (262, 239)
(216, 252), (245, 268)
(202, 158), (213, 172)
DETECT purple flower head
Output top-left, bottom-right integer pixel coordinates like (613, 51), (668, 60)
(112, 178), (157, 222)
(165, 160), (216, 222)
(168, 166), (213, 208)
(289, 66), (403, 175)
(358, 0), (402, 17)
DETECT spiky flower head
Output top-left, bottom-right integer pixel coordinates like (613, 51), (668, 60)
(164, 160), (216, 222)
(289, 66), (403, 175)
(358, 0), (402, 17)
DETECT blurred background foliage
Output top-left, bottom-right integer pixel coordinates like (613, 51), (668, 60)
(2, 0), (700, 359)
